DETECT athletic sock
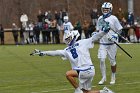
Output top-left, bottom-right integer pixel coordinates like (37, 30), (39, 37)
(100, 60), (106, 79)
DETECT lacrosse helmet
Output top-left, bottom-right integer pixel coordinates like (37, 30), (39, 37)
(65, 31), (79, 46)
(101, 2), (113, 18)
(64, 16), (69, 23)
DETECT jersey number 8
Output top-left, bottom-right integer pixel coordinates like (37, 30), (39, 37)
(70, 48), (78, 59)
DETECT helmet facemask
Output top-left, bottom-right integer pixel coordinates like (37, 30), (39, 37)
(101, 2), (113, 18)
(65, 32), (76, 46)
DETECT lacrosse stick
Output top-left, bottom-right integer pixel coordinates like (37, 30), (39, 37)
(108, 35), (132, 58)
(108, 24), (130, 43)
(30, 49), (41, 56)
(114, 41), (132, 58)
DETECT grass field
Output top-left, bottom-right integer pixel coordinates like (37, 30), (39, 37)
(0, 43), (139, 93)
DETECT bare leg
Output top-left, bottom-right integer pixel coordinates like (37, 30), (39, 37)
(66, 70), (79, 88)
(111, 65), (116, 73)
(110, 65), (116, 84)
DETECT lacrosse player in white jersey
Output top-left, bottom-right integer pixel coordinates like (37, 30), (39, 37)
(62, 16), (74, 42)
(30, 26), (114, 93)
(96, 2), (123, 85)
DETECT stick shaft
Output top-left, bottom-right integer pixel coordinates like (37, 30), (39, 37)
(114, 42), (132, 58)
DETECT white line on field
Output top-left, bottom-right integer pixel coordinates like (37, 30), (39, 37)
(31, 82), (140, 93)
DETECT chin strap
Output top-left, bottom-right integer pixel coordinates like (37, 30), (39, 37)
(103, 12), (111, 19)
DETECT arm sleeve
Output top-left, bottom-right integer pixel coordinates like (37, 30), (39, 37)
(41, 50), (66, 57)
(91, 31), (106, 42)
(114, 17), (123, 34)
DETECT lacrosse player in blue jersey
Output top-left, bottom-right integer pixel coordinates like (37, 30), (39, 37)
(30, 26), (114, 93)
(96, 2), (123, 85)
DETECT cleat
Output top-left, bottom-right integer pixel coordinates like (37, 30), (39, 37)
(74, 87), (83, 93)
(98, 77), (106, 85)
(110, 77), (116, 85)
(110, 79), (115, 85)
(103, 87), (114, 93)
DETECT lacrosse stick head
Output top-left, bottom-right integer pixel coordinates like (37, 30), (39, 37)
(101, 2), (113, 18)
(30, 49), (41, 56)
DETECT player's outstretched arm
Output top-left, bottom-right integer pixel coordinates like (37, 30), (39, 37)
(30, 49), (65, 57)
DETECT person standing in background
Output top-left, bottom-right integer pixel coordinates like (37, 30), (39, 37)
(12, 23), (19, 45)
(0, 24), (4, 45)
(20, 13), (28, 29)
(90, 8), (99, 26)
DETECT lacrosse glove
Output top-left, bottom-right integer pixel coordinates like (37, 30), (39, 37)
(102, 22), (110, 33)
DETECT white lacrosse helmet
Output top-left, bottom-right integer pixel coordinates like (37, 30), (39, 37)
(64, 16), (69, 23)
(65, 31), (80, 46)
(101, 2), (113, 16)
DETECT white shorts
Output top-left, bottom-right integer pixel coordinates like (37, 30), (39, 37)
(98, 44), (117, 61)
(78, 66), (95, 90)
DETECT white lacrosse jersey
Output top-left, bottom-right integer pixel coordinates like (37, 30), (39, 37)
(97, 15), (123, 43)
(63, 22), (74, 33)
(63, 22), (74, 42)
(63, 38), (94, 70)
(44, 31), (106, 71)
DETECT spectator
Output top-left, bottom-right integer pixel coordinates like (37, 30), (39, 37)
(28, 22), (35, 44)
(33, 23), (40, 44)
(90, 8), (99, 26)
(54, 10), (62, 26)
(82, 20), (90, 38)
(24, 25), (30, 44)
(20, 13), (28, 29)
(0, 24), (4, 45)
(47, 10), (53, 21)
(12, 23), (19, 45)
(44, 11), (48, 23)
(59, 10), (63, 26)
(37, 10), (44, 30)
(127, 12), (134, 26)
(20, 26), (25, 45)
(74, 20), (82, 40)
(119, 17), (128, 42)
(128, 26), (137, 42)
(134, 22), (140, 42)
(50, 18), (60, 44)
(88, 22), (96, 37)
(42, 20), (50, 44)
(116, 8), (125, 22)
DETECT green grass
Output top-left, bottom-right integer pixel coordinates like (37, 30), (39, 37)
(0, 44), (139, 93)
